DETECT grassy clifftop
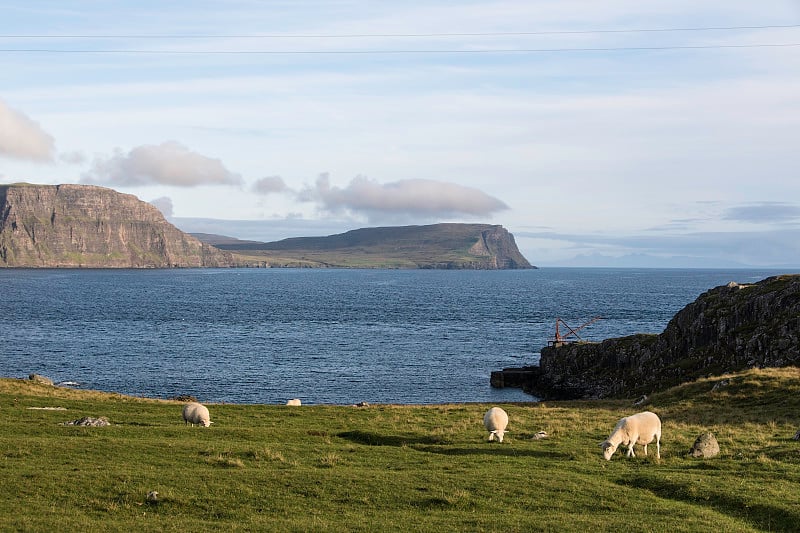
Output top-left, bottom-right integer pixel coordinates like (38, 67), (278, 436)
(208, 223), (534, 269)
(1, 366), (798, 531)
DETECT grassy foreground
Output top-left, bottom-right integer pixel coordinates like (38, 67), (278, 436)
(1, 368), (799, 532)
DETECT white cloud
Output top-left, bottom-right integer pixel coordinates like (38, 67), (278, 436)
(298, 174), (509, 222)
(81, 141), (243, 187)
(59, 151), (87, 165)
(723, 202), (800, 224)
(252, 176), (289, 195)
(0, 99), (55, 162)
(149, 196), (174, 218)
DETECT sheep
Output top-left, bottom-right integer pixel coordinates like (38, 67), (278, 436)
(182, 402), (212, 427)
(600, 411), (661, 461)
(286, 399), (302, 406)
(483, 407), (509, 442)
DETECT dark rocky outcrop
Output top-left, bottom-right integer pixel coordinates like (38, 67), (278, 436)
(0, 183), (233, 268)
(519, 275), (800, 400)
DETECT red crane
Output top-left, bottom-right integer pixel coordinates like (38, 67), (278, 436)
(548, 317), (602, 347)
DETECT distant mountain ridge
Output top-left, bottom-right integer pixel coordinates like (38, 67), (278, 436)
(200, 223), (534, 269)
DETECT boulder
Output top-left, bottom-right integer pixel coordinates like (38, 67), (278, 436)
(689, 432), (720, 458)
(63, 416), (110, 427)
(28, 374), (54, 385)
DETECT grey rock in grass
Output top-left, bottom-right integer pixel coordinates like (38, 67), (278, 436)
(689, 432), (720, 458)
(793, 429), (800, 441)
(711, 379), (730, 392)
(28, 374), (54, 386)
(63, 416), (110, 427)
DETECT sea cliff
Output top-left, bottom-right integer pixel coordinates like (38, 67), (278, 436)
(497, 275), (800, 399)
(0, 183), (233, 268)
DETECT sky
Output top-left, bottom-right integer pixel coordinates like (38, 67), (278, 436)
(1, 1), (799, 268)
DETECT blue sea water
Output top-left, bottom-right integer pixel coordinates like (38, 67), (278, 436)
(0, 267), (788, 404)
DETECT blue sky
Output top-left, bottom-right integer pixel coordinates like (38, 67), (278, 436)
(1, 1), (799, 267)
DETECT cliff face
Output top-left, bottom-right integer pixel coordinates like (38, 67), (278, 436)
(466, 225), (531, 269)
(527, 275), (800, 399)
(0, 183), (233, 268)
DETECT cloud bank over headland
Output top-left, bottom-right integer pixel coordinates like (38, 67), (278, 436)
(81, 141), (243, 187)
(295, 174), (509, 222)
(2, 1), (800, 267)
(0, 99), (55, 162)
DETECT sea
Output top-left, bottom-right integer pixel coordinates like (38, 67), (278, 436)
(0, 267), (789, 405)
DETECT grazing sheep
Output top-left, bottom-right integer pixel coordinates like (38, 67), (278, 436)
(600, 411), (661, 461)
(182, 402), (212, 427)
(483, 407), (509, 442)
(286, 399), (302, 406)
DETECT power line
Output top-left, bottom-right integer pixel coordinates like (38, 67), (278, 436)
(1, 43), (798, 55)
(1, 23), (799, 39)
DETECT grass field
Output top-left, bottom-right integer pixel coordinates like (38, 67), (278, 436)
(1, 367), (799, 532)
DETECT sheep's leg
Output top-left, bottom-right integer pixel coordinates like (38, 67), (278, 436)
(656, 437), (661, 459)
(627, 435), (637, 458)
(643, 443), (648, 456)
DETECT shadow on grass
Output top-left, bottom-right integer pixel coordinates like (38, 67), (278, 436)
(413, 445), (571, 459)
(336, 430), (446, 447)
(619, 476), (800, 530)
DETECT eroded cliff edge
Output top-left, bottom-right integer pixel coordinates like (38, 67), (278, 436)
(518, 275), (800, 399)
(0, 183), (233, 268)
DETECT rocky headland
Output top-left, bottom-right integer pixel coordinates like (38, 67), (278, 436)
(0, 183), (233, 268)
(205, 223), (534, 269)
(1, 183), (533, 269)
(494, 275), (800, 399)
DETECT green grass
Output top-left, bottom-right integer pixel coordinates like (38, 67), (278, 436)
(1, 367), (799, 532)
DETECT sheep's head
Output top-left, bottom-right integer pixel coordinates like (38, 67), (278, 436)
(488, 430), (507, 442)
(600, 440), (617, 460)
(201, 419), (213, 428)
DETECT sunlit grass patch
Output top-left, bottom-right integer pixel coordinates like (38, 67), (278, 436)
(2, 367), (800, 531)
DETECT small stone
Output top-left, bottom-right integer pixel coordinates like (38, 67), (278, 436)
(28, 374), (54, 386)
(532, 431), (549, 440)
(63, 416), (110, 427)
(146, 491), (159, 504)
(711, 379), (729, 392)
(689, 432), (720, 458)
(793, 429), (800, 441)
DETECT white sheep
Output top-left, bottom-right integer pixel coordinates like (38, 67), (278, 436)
(483, 407), (509, 442)
(182, 402), (213, 427)
(600, 411), (661, 460)
(286, 398), (302, 406)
